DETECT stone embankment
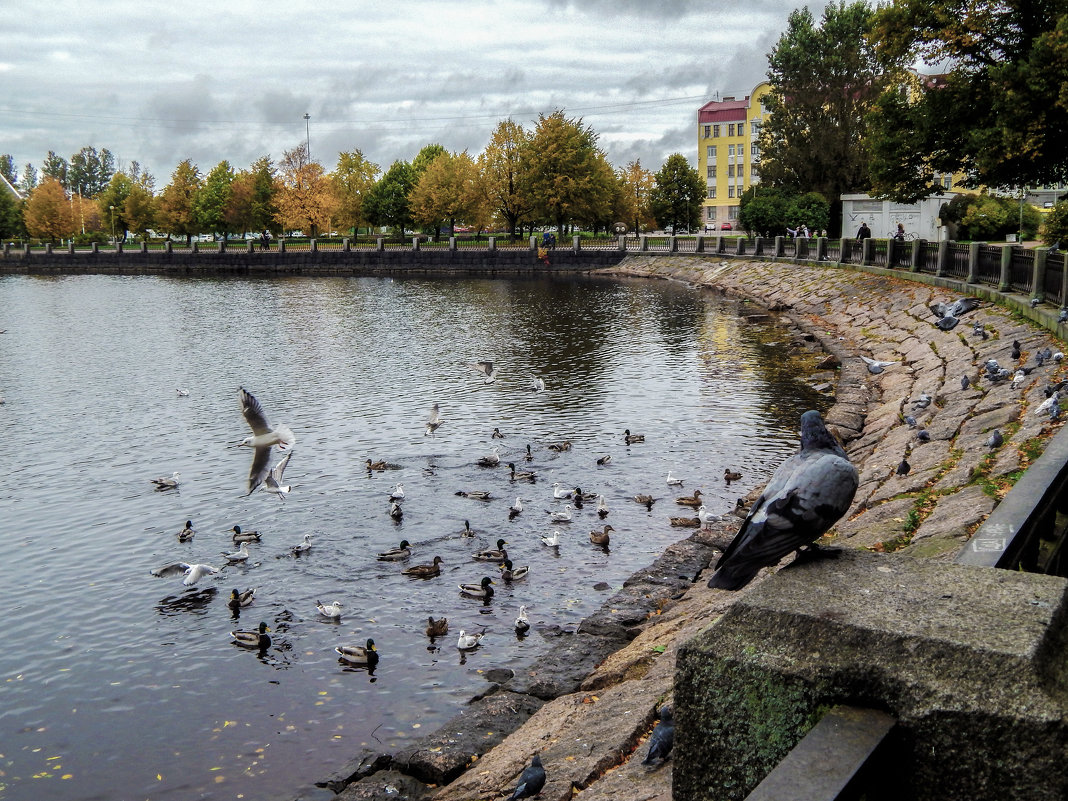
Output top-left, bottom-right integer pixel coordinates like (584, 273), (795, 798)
(326, 256), (1066, 801)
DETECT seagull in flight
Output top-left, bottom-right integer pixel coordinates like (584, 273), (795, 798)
(151, 561), (219, 586)
(236, 387), (295, 495)
(468, 361), (497, 383)
(425, 403), (444, 436)
(263, 452), (293, 501)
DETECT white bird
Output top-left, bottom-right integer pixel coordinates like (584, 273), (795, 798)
(175, 388), (189, 397)
(515, 605), (531, 633)
(263, 451), (293, 500)
(697, 504), (721, 528)
(222, 542), (250, 563)
(476, 447), (501, 467)
(291, 533), (313, 555)
(541, 530), (562, 547)
(236, 387), (296, 495)
(316, 600), (343, 619)
(1036, 392), (1060, 416)
(151, 471), (181, 491)
(596, 495), (610, 519)
(509, 497), (524, 518)
(552, 482), (573, 499)
(390, 483), (405, 501)
(529, 376), (546, 392)
(425, 402), (444, 436)
(457, 629), (486, 650)
(151, 561), (219, 586)
(550, 504), (573, 523)
(468, 361), (497, 383)
(666, 471), (683, 486)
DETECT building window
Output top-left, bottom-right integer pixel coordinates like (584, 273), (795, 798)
(728, 164), (735, 178)
(707, 207), (717, 220)
(943, 176), (952, 189)
(750, 120), (761, 136)
(751, 142), (760, 158)
(703, 125), (711, 138)
(707, 165), (716, 178)
(728, 144), (735, 157)
(713, 125), (720, 137)
(707, 145), (717, 160)
(728, 185), (735, 198)
(729, 123), (736, 136)
(751, 164), (760, 179)
(707, 187), (717, 199)
(729, 205), (740, 221)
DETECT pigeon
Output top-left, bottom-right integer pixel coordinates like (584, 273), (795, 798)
(1031, 297), (1041, 308)
(1051, 400), (1062, 422)
(916, 429), (931, 442)
(904, 415), (917, 428)
(961, 375), (971, 391)
(1012, 371), (1027, 390)
(706, 410), (859, 591)
(507, 754), (546, 800)
(1011, 341), (1022, 361)
(896, 457), (911, 476)
(1055, 352), (1065, 363)
(1037, 347), (1054, 366)
(930, 297), (980, 320)
(972, 320), (989, 339)
(642, 705), (675, 765)
(1036, 392), (1060, 416)
(1059, 309), (1067, 324)
(985, 429), (1004, 449)
(911, 393), (932, 410)
(236, 387), (295, 495)
(861, 356), (896, 375)
(935, 315), (960, 330)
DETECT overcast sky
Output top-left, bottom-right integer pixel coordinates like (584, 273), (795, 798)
(2, 0), (826, 185)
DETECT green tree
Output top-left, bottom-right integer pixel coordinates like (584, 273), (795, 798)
(0, 185), (23, 239)
(760, 2), (887, 232)
(0, 155), (15, 186)
(650, 154), (705, 233)
(786, 192), (831, 234)
(739, 186), (791, 236)
(412, 144), (447, 177)
(18, 163), (38, 195)
(478, 119), (533, 238)
(42, 151), (69, 188)
(98, 173), (133, 241)
(523, 110), (613, 234)
(23, 178), (74, 242)
(332, 149), (380, 236)
(273, 143), (337, 237)
(410, 150), (484, 237)
(1042, 200), (1068, 246)
(616, 160), (657, 237)
(68, 146), (115, 196)
(868, 1), (1068, 200)
(125, 183), (156, 241)
(195, 161), (235, 237)
(365, 160), (416, 234)
(248, 156), (278, 234)
(156, 160), (202, 243)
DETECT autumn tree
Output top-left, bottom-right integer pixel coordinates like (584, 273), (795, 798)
(650, 154), (705, 233)
(24, 178), (74, 242)
(98, 173), (134, 241)
(760, 2), (887, 230)
(616, 160), (656, 236)
(410, 150), (485, 237)
(125, 184), (156, 241)
(195, 161), (235, 237)
(273, 143), (337, 237)
(413, 144), (447, 177)
(364, 160), (417, 234)
(68, 146), (115, 196)
(867, 0), (1068, 200)
(156, 160), (202, 243)
(523, 110), (614, 233)
(478, 119), (533, 238)
(332, 149), (380, 236)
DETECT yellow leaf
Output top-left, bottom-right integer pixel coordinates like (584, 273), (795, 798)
(62, 774), (73, 780)
(157, 774), (163, 781)
(215, 775), (226, 783)
(223, 721), (236, 728)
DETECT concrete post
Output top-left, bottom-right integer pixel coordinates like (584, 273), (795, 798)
(816, 237), (827, 261)
(279, 238), (286, 253)
(910, 239), (922, 272)
(116, 241), (124, 254)
(449, 237), (457, 252)
(715, 236), (725, 254)
(669, 235), (678, 253)
(754, 237), (764, 256)
(192, 242), (198, 254)
(1032, 248), (1048, 303)
(412, 236), (420, 251)
(568, 235), (577, 253)
(219, 238), (226, 254)
(309, 239), (317, 253)
(24, 243), (31, 256)
(3, 242), (9, 256)
(999, 244), (1013, 291)
(530, 235), (537, 251)
(861, 237), (873, 266)
(936, 240), (950, 277)
(68, 241), (74, 254)
(618, 235), (627, 252)
(376, 237), (385, 252)
(92, 242), (99, 254)
(640, 236), (649, 252)
(45, 242), (53, 254)
(695, 235), (705, 253)
(165, 241), (172, 254)
(735, 237), (745, 255)
(247, 239), (254, 254)
(489, 236), (497, 252)
(774, 236), (785, 257)
(967, 242), (980, 283)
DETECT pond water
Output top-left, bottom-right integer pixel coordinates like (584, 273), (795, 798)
(0, 273), (830, 801)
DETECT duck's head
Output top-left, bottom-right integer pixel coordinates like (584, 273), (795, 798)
(185, 520), (193, 528)
(500, 559), (513, 570)
(496, 538), (507, 549)
(432, 556), (444, 565)
(481, 577), (495, 587)
(366, 638), (376, 651)
(230, 525), (242, 534)
(399, 540), (411, 549)
(257, 621), (270, 633)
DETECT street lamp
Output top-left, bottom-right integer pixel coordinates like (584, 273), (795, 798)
(109, 205), (115, 243)
(304, 113), (311, 161)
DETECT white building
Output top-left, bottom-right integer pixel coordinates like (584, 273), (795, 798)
(840, 193), (959, 241)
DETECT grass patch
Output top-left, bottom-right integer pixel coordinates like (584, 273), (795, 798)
(1019, 436), (1045, 464)
(929, 340), (940, 357)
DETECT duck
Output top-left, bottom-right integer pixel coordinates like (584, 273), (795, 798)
(377, 540), (413, 561)
(231, 621), (271, 649)
(624, 429), (645, 444)
(472, 539), (508, 562)
(222, 542), (250, 563)
(550, 504), (573, 523)
(459, 576), (496, 599)
(724, 469), (742, 482)
(590, 524), (614, 546)
(461, 519), (476, 537)
(425, 616), (449, 638)
(177, 520), (196, 542)
(492, 427), (505, 439)
(515, 605), (531, 634)
(456, 490), (492, 501)
(675, 489), (703, 507)
(551, 482), (573, 499)
(666, 471), (683, 486)
(732, 497), (752, 519)
(175, 387), (189, 397)
(389, 484), (405, 501)
(508, 463), (536, 482)
(509, 497), (524, 519)
(670, 515), (701, 528)
(316, 600), (343, 619)
(476, 447), (501, 467)
(596, 454), (612, 466)
(291, 533), (313, 555)
(227, 588), (256, 610)
(574, 487), (599, 502)
(365, 458), (400, 471)
(597, 495), (610, 519)
(229, 525), (261, 543)
(151, 471), (181, 491)
(403, 555), (444, 578)
(499, 559), (529, 581)
(389, 500), (403, 520)
(457, 629), (487, 650)
(524, 443), (534, 461)
(336, 638), (378, 666)
(541, 530), (562, 547)
(633, 494), (656, 508)
(548, 440), (572, 452)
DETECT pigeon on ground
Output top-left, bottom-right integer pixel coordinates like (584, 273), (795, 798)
(642, 705), (675, 766)
(1059, 309), (1067, 324)
(1012, 371), (1027, 390)
(507, 754), (546, 800)
(1011, 340), (1021, 361)
(1051, 401), (1062, 422)
(1036, 392), (1060, 416)
(917, 429), (931, 442)
(972, 320), (989, 339)
(896, 457), (911, 476)
(706, 410), (859, 591)
(935, 316), (960, 330)
(1037, 347), (1054, 366)
(861, 356), (896, 374)
(911, 393), (932, 410)
(1031, 297), (1041, 308)
(904, 415), (917, 428)
(961, 375), (971, 390)
(986, 429), (1004, 449)
(931, 297), (980, 320)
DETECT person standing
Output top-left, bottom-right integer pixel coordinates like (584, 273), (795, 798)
(856, 221), (871, 241)
(894, 223), (905, 240)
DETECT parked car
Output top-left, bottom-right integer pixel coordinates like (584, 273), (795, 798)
(720, 222), (733, 231)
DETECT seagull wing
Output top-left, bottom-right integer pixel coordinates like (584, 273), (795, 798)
(151, 561), (192, 578)
(247, 445), (272, 495)
(183, 564), (219, 585)
(265, 451), (292, 489)
(239, 387), (272, 436)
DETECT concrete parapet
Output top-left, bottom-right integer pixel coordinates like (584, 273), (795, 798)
(674, 549), (1068, 801)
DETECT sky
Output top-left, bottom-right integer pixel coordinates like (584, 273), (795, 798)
(2, 0), (827, 186)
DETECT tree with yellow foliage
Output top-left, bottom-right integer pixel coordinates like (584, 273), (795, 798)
(410, 150), (485, 238)
(332, 149), (380, 236)
(478, 120), (532, 239)
(24, 178), (74, 242)
(274, 143), (338, 237)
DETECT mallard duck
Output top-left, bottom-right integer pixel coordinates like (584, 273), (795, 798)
(151, 471), (181, 491)
(336, 638), (378, 666)
(228, 588), (256, 610)
(492, 427), (505, 439)
(633, 494), (656, 508)
(515, 605), (531, 634)
(377, 540), (413, 561)
(222, 542), (250, 563)
(151, 561), (219, 586)
(459, 576), (495, 599)
(177, 520), (195, 542)
(508, 463), (536, 482)
(389, 484), (405, 501)
(596, 454), (612, 466)
(550, 504), (573, 523)
(229, 525), (261, 543)
(574, 487), (599, 501)
(231, 621), (271, 649)
(499, 559), (529, 581)
(676, 489), (703, 507)
(573, 492), (584, 510)
(551, 482), (573, 499)
(670, 515), (701, 527)
(524, 443), (534, 461)
(590, 524), (614, 546)
(476, 447), (501, 467)
(624, 429), (645, 444)
(509, 497), (524, 519)
(456, 490), (492, 500)
(426, 616), (449, 637)
(365, 458), (394, 471)
(291, 533), (313, 555)
(541, 530), (562, 547)
(472, 539), (508, 562)
(457, 629), (487, 650)
(403, 555), (444, 578)
(597, 495), (610, 519)
(548, 440), (572, 452)
(461, 520), (475, 537)
(666, 471), (683, 486)
(389, 500), (403, 520)
(732, 497), (752, 519)
(316, 600), (343, 618)
(724, 468), (742, 482)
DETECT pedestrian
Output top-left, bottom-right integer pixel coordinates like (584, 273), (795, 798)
(856, 221), (871, 241)
(801, 224), (810, 238)
(894, 223), (905, 240)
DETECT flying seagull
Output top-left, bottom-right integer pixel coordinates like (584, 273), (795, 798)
(263, 452), (293, 500)
(151, 561), (219, 586)
(468, 361), (497, 383)
(706, 410), (859, 591)
(236, 387), (295, 495)
(425, 403), (444, 436)
(860, 356), (896, 375)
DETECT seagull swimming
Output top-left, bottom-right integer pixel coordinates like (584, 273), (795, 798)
(468, 361), (497, 383)
(151, 472), (181, 491)
(549, 504), (573, 523)
(515, 605), (531, 633)
(476, 447), (501, 467)
(551, 482), (572, 499)
(291, 533), (313, 555)
(175, 388), (189, 397)
(151, 561), (219, 586)
(666, 471), (683, 486)
(541, 530), (562, 547)
(237, 387), (295, 495)
(316, 600), (343, 619)
(222, 542), (250, 563)
(390, 483), (405, 501)
(456, 629), (486, 650)
(509, 497), (524, 518)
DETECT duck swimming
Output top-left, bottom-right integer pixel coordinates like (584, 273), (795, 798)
(508, 463), (536, 482)
(459, 576), (495, 599)
(231, 621), (271, 649)
(472, 539), (508, 562)
(499, 559), (529, 581)
(624, 429), (645, 444)
(336, 638), (378, 666)
(724, 469), (742, 482)
(425, 616), (449, 637)
(676, 489), (703, 507)
(177, 520), (196, 542)
(377, 540), (413, 561)
(590, 524), (614, 546)
(403, 555), (444, 578)
(229, 525), (261, 543)
(228, 588), (256, 610)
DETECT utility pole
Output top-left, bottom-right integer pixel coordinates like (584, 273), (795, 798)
(304, 113), (311, 162)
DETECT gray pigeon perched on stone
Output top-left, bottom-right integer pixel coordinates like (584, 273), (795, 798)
(986, 429), (1004, 449)
(508, 754), (546, 800)
(917, 429), (931, 442)
(961, 374), (971, 390)
(1031, 297), (1041, 308)
(1011, 340), (1021, 361)
(911, 392), (932, 410)
(1059, 309), (1067, 324)
(706, 410), (859, 591)
(642, 705), (675, 765)
(861, 356), (896, 375)
(896, 457), (911, 476)
(972, 320), (989, 339)
(931, 297), (980, 320)
(904, 415), (917, 428)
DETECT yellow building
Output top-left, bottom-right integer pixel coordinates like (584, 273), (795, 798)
(697, 82), (771, 232)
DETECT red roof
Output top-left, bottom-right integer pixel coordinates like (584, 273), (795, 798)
(698, 97), (749, 124)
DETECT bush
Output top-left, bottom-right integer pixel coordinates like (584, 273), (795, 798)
(1042, 201), (1068, 246)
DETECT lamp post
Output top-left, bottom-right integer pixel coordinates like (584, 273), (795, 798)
(109, 205), (115, 243)
(304, 113), (311, 161)
(78, 185), (84, 235)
